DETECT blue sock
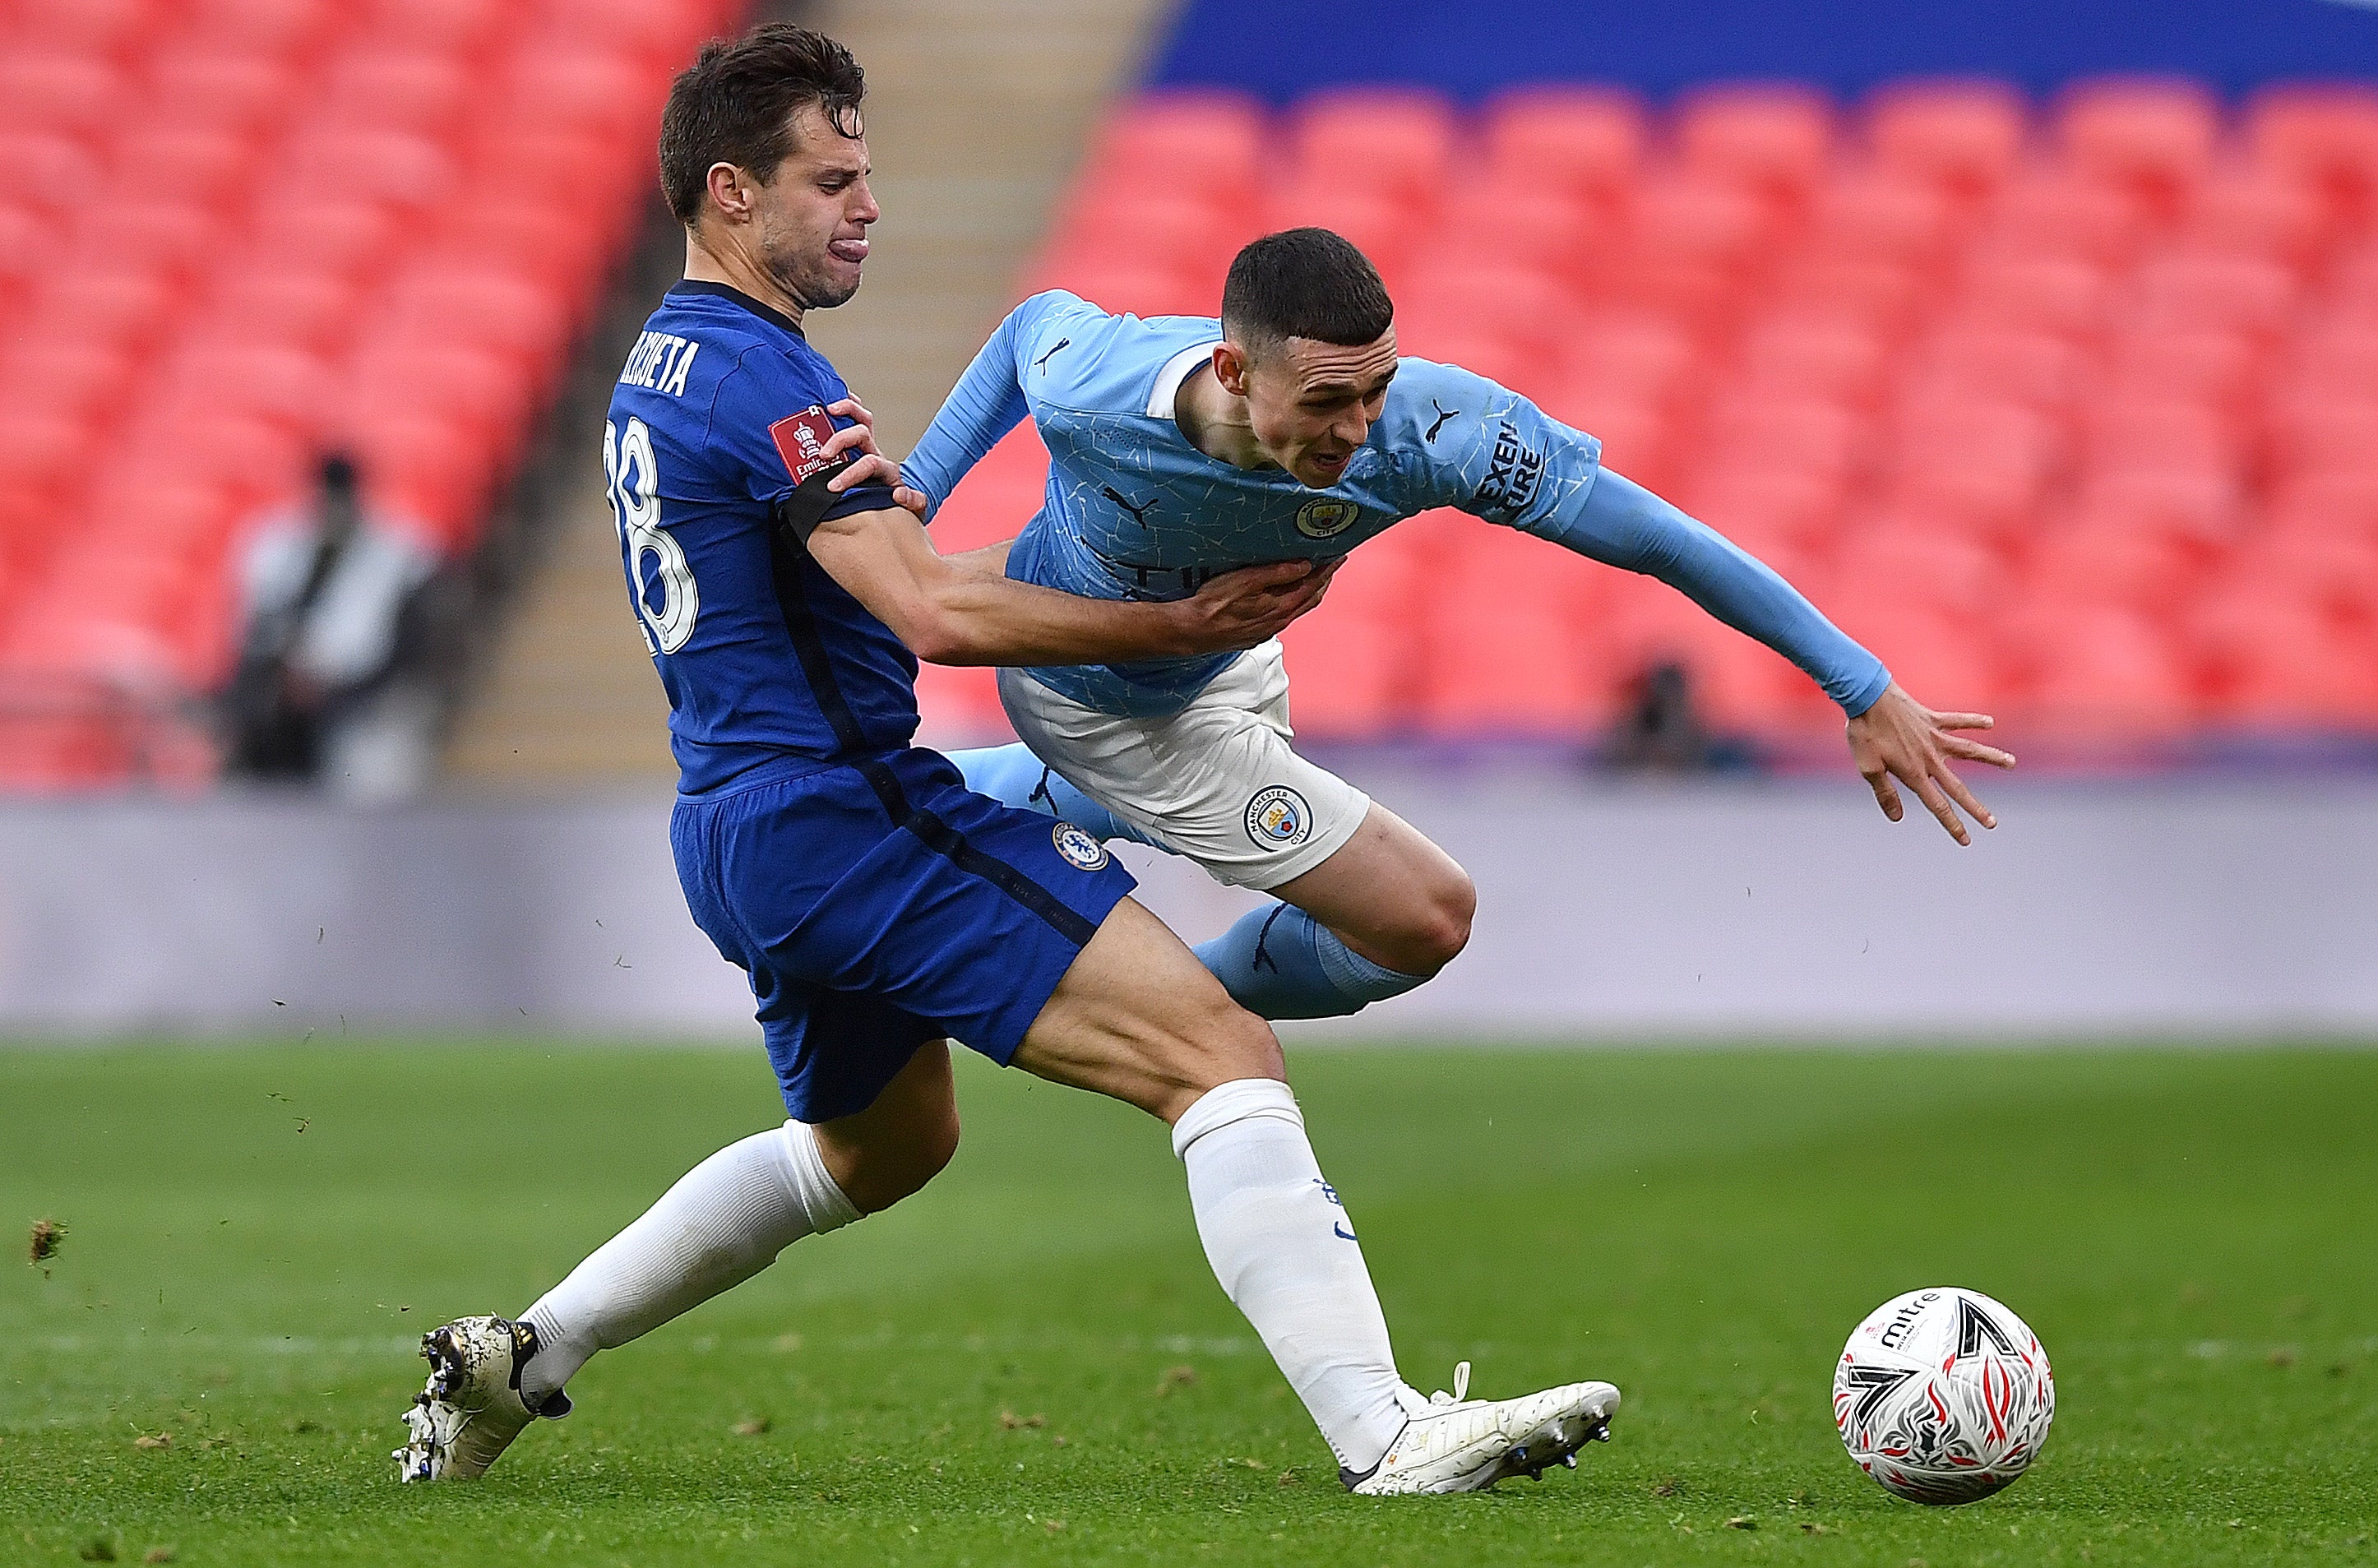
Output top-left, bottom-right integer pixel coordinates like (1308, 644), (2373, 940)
(946, 743), (1151, 847)
(1192, 903), (1432, 1020)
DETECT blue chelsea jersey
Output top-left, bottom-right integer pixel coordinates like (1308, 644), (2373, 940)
(901, 290), (1603, 716)
(604, 281), (905, 793)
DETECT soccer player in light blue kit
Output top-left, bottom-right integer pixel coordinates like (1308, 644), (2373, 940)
(883, 228), (2015, 1023)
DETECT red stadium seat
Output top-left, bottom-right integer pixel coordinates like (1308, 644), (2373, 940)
(1682, 469), (1848, 556)
(2010, 603), (2199, 732)
(2267, 471), (2378, 545)
(2178, 164), (2330, 269)
(0, 340), (132, 423)
(1876, 460), (2048, 556)
(1907, 325), (2083, 414)
(927, 427), (1048, 557)
(1805, 172), (1962, 271)
(318, 50), (474, 135)
(1675, 81), (1839, 211)
(2069, 467), (2245, 554)
(146, 50), (300, 138)
(1955, 253), (2117, 342)
(351, 0), (517, 53)
(0, 132), (99, 219)
(2130, 253), (2298, 341)
(16, 0), (173, 61)
(30, 266), (184, 352)
(280, 128), (457, 212)
(66, 202), (225, 280)
(1618, 175), (1772, 321)
(1288, 86), (1460, 212)
(1865, 78), (2029, 202)
(1978, 169), (2152, 268)
(2245, 82), (2378, 229)
(199, 269), (364, 355)
(1084, 90), (1269, 210)
(497, 48), (664, 145)
(1421, 530), (1610, 737)
(2102, 327), (2260, 412)
(1482, 85), (1647, 210)
(2082, 400), (2246, 484)
(2055, 76), (2221, 217)
(0, 52), (128, 139)
(1441, 188), (1612, 297)
(241, 200), (405, 284)
(2026, 523), (2201, 615)
(188, 0), (340, 57)
(1830, 520), (2011, 621)
(1832, 604), (2007, 712)
(1279, 534), (1428, 741)
(1261, 180), (1424, 284)
(2191, 580), (2378, 724)
(1768, 254), (1927, 332)
(113, 129), (259, 210)
(1734, 314), (1893, 408)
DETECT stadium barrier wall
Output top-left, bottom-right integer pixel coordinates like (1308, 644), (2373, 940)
(2, 772), (2372, 1041)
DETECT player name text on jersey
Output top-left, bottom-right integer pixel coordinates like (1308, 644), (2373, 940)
(619, 330), (701, 397)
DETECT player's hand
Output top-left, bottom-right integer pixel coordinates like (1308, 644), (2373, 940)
(821, 397), (929, 517)
(1168, 557), (1339, 654)
(1845, 683), (2015, 846)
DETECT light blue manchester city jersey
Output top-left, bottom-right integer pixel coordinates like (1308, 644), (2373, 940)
(902, 291), (1600, 715)
(903, 290), (1890, 720)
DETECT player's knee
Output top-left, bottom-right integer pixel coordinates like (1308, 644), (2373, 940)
(843, 1109), (958, 1214)
(1376, 862), (1475, 974)
(1159, 994), (1284, 1121)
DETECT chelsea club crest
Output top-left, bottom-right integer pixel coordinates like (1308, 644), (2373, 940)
(1294, 497), (1358, 539)
(1052, 821), (1111, 872)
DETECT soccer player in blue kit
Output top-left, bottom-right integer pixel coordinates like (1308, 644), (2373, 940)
(881, 228), (2018, 1024)
(397, 25), (1621, 1496)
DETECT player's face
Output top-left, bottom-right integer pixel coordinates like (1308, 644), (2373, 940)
(747, 104), (879, 311)
(1242, 331), (1400, 488)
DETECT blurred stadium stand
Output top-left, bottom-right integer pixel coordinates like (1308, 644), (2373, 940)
(0, 0), (752, 791)
(6, 0), (2376, 791)
(923, 74), (2378, 761)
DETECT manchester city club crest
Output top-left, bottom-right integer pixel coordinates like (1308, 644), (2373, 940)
(1051, 821), (1111, 871)
(1293, 497), (1358, 539)
(1242, 784), (1313, 849)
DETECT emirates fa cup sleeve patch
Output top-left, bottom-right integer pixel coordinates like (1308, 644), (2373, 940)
(1243, 784), (1313, 849)
(1052, 821), (1111, 871)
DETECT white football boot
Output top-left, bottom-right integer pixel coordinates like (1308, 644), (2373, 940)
(392, 1315), (569, 1482)
(1343, 1362), (1620, 1496)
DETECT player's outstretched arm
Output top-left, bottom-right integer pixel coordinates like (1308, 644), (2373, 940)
(799, 497), (1335, 667)
(1844, 684), (2015, 846)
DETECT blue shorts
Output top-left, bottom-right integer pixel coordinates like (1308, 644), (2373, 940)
(671, 746), (1137, 1123)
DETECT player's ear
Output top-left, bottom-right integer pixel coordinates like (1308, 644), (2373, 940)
(1212, 341), (1251, 398)
(706, 162), (752, 221)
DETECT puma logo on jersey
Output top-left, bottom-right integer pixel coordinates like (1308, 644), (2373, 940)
(620, 330), (700, 397)
(1034, 337), (1071, 373)
(1426, 400), (1459, 442)
(1102, 485), (1157, 530)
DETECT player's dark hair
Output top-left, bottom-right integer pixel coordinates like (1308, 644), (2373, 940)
(659, 24), (866, 225)
(1221, 228), (1395, 357)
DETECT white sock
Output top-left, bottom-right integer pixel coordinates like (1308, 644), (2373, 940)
(518, 1121), (858, 1406)
(1173, 1079), (1409, 1474)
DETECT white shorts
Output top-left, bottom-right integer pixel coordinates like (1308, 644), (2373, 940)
(997, 642), (1371, 891)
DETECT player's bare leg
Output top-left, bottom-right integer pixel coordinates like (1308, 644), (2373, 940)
(1191, 803), (1474, 1020)
(1014, 895), (1616, 1489)
(396, 1046), (957, 1481)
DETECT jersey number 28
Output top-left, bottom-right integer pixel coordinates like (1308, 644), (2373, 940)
(604, 416), (699, 654)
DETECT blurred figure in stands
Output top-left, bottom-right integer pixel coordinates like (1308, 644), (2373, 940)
(221, 452), (453, 801)
(1601, 659), (1757, 774)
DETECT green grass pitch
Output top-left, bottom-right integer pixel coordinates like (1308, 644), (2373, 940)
(4, 1041), (2374, 1566)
